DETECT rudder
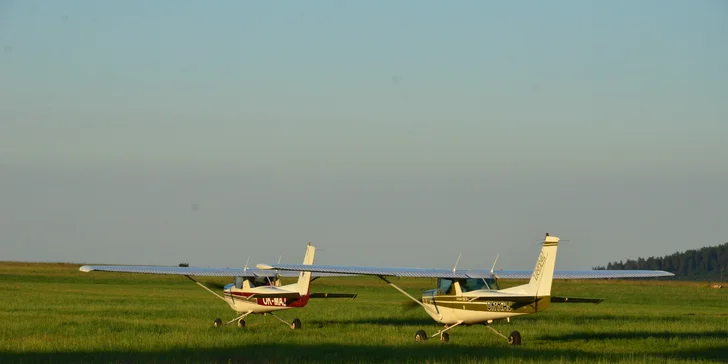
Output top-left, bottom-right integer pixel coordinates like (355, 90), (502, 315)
(296, 243), (316, 295)
(524, 233), (560, 297)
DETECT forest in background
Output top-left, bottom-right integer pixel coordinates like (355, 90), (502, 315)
(593, 242), (728, 281)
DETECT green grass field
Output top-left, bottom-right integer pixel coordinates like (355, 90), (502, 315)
(1, 262), (726, 363)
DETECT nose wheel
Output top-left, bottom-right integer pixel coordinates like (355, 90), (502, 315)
(213, 311), (253, 328)
(415, 321), (462, 343)
(413, 329), (451, 342)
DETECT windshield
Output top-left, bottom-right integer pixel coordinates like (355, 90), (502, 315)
(460, 278), (489, 292)
(437, 277), (499, 294)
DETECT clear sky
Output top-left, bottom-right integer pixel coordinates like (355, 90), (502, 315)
(1, 1), (726, 271)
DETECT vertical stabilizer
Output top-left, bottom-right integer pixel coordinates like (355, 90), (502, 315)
(296, 243), (316, 295)
(523, 233), (559, 297)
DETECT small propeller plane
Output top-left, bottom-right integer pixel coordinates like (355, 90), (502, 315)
(258, 233), (674, 344)
(80, 243), (356, 329)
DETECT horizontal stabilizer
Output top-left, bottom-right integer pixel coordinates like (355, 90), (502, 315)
(551, 296), (604, 304)
(309, 293), (358, 299)
(246, 292), (302, 299)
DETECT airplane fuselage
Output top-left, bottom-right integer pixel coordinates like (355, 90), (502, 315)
(222, 285), (310, 314)
(420, 289), (551, 325)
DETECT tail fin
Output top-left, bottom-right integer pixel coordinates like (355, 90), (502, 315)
(523, 233), (559, 297)
(296, 243), (316, 296)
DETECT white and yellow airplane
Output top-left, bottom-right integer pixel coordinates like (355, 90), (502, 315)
(258, 233), (674, 344)
(80, 243), (355, 329)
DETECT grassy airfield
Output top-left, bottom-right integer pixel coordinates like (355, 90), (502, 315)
(0, 262), (726, 363)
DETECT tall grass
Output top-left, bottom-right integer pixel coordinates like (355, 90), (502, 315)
(0, 262), (726, 363)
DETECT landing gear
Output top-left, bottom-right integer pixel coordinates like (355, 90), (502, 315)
(290, 318), (302, 330)
(267, 313), (302, 330)
(508, 331), (521, 345)
(485, 323), (522, 346)
(414, 321), (463, 343)
(413, 321), (522, 345)
(214, 311), (253, 328)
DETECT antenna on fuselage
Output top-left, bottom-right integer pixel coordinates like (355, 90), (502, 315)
(452, 252), (462, 273)
(243, 256), (250, 272)
(490, 253), (500, 274)
(274, 255), (283, 285)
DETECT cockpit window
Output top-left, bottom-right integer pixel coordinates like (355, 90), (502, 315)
(486, 278), (500, 290)
(438, 278), (453, 294)
(438, 277), (499, 294)
(253, 277), (274, 286)
(460, 278), (489, 292)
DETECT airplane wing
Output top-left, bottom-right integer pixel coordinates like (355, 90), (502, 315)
(255, 263), (482, 279)
(79, 265), (351, 278)
(492, 269), (675, 280)
(256, 264), (674, 280)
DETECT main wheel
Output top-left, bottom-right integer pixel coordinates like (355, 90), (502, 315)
(237, 319), (246, 328)
(440, 332), (450, 343)
(508, 331), (522, 345)
(291, 318), (302, 329)
(415, 329), (428, 342)
(213, 318), (222, 327)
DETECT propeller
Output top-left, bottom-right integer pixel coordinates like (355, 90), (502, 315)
(202, 281), (227, 290)
(401, 299), (422, 310)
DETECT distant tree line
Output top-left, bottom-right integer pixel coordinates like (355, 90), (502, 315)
(593, 242), (728, 281)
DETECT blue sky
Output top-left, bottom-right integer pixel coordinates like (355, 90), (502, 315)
(1, 1), (726, 271)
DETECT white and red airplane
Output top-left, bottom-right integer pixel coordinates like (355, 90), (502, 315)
(80, 243), (355, 329)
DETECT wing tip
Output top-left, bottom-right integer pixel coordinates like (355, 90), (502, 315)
(256, 264), (274, 270)
(79, 265), (93, 272)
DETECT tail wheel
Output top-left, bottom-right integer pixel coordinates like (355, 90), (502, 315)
(213, 318), (222, 328)
(291, 318), (302, 330)
(415, 330), (427, 342)
(508, 331), (522, 345)
(237, 319), (246, 328)
(440, 332), (450, 343)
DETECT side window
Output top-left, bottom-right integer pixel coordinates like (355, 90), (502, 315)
(486, 278), (500, 290)
(438, 278), (453, 294)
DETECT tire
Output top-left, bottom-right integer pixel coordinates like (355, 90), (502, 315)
(440, 332), (450, 343)
(213, 318), (222, 327)
(508, 331), (521, 345)
(415, 329), (428, 342)
(237, 319), (246, 328)
(291, 318), (302, 329)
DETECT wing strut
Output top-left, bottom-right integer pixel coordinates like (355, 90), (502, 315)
(378, 276), (442, 320)
(184, 275), (228, 304)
